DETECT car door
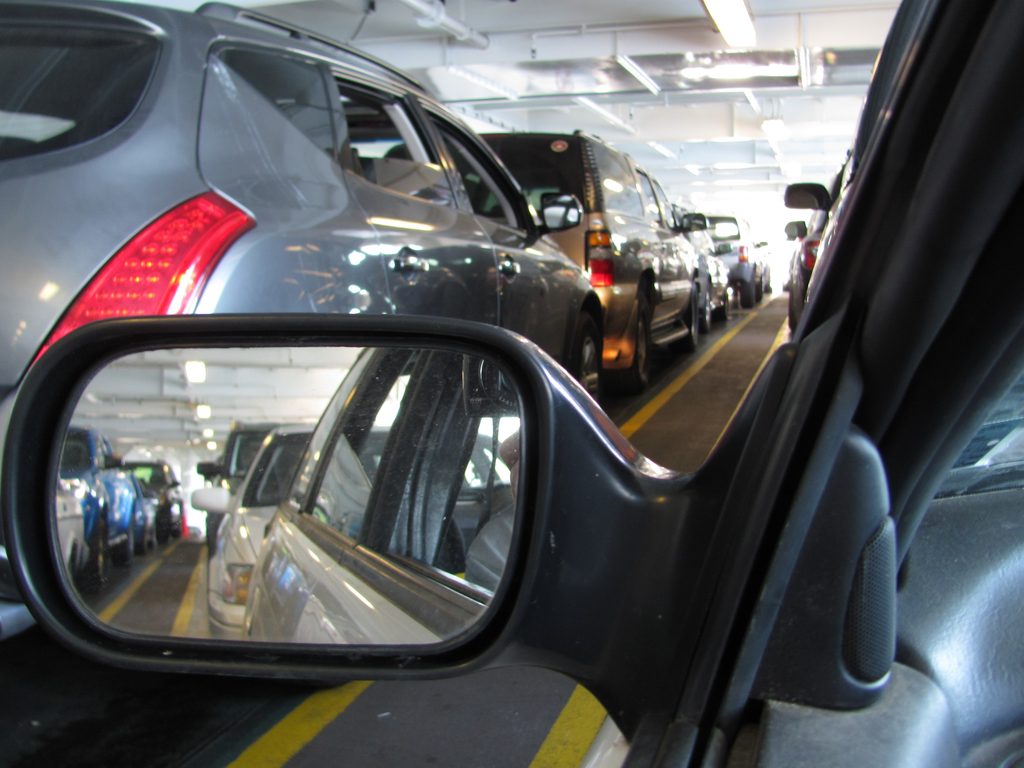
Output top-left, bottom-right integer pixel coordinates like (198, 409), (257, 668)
(635, 169), (688, 327)
(332, 79), (500, 327)
(421, 108), (585, 364)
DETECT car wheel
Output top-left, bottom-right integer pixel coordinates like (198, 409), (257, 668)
(112, 510), (135, 566)
(713, 287), (730, 321)
(605, 292), (652, 395)
(569, 312), (602, 401)
(754, 274), (764, 303)
(739, 280), (755, 309)
(698, 285), (712, 334)
(80, 514), (110, 593)
(672, 291), (698, 354)
(170, 504), (183, 539)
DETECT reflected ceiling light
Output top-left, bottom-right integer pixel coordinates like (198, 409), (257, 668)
(574, 97), (636, 135)
(447, 66), (519, 100)
(202, 428), (215, 439)
(184, 359), (206, 384)
(367, 216), (436, 233)
(701, 0), (757, 48)
(38, 282), (60, 302)
(615, 55), (661, 95)
(647, 141), (677, 160)
(206, 440), (217, 451)
(195, 404), (212, 420)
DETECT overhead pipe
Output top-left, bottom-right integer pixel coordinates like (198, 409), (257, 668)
(395, 0), (489, 49)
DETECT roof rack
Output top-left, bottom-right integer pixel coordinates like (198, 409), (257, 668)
(197, 2), (427, 93)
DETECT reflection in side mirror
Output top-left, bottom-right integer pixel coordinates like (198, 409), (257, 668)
(680, 213), (708, 233)
(53, 344), (524, 648)
(539, 192), (583, 232)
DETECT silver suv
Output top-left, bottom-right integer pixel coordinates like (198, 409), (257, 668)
(0, 1), (602, 395)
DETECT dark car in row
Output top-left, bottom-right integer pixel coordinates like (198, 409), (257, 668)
(1, 0), (603, 409)
(485, 132), (704, 394)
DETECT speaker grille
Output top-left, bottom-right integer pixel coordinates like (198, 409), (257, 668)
(843, 518), (897, 682)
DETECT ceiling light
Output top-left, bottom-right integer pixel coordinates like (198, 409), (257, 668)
(647, 141), (677, 160)
(38, 282), (60, 302)
(615, 55), (661, 95)
(206, 441), (218, 451)
(574, 97), (636, 135)
(195, 404), (212, 420)
(184, 360), (206, 384)
(447, 66), (519, 100)
(701, 0), (757, 48)
(202, 428), (215, 439)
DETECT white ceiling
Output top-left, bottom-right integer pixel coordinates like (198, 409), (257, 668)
(247, 0), (899, 234)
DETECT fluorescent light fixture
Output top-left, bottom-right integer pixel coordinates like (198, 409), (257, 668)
(647, 141), (677, 160)
(184, 360), (206, 384)
(574, 97), (636, 135)
(202, 428), (215, 439)
(195, 404), (212, 420)
(615, 55), (661, 95)
(781, 162), (803, 179)
(206, 441), (218, 451)
(701, 0), (757, 48)
(761, 118), (790, 140)
(38, 282), (60, 302)
(447, 66), (519, 101)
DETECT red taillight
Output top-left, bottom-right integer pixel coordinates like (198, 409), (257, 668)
(802, 238), (820, 270)
(589, 258), (614, 288)
(738, 245), (749, 263)
(36, 193), (254, 361)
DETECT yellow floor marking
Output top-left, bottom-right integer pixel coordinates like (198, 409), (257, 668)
(170, 551), (204, 637)
(620, 307), (763, 438)
(708, 317), (791, 455)
(529, 685), (607, 768)
(228, 681), (373, 768)
(97, 539), (181, 623)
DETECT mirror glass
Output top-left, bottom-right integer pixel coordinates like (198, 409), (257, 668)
(55, 345), (523, 647)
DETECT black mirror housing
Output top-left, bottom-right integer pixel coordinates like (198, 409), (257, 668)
(538, 193), (583, 232)
(679, 213), (708, 233)
(195, 460), (223, 481)
(785, 221), (809, 240)
(785, 182), (832, 211)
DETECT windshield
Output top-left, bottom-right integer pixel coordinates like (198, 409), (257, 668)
(708, 217), (742, 242)
(242, 432), (312, 508)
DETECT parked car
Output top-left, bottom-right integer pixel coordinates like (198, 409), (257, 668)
(484, 132), (699, 394)
(243, 348), (519, 644)
(706, 214), (770, 308)
(54, 481), (88, 579)
(199, 426), (312, 639)
(674, 208), (732, 327)
(124, 461), (184, 544)
(57, 426), (142, 587)
(129, 475), (157, 555)
(784, 166), (846, 331)
(1, 0), (602, 400)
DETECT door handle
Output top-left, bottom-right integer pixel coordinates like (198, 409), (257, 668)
(391, 249), (429, 274)
(498, 253), (519, 278)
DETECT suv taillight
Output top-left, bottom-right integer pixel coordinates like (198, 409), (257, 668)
(738, 245), (749, 263)
(36, 193), (254, 361)
(802, 238), (820, 270)
(586, 229), (614, 287)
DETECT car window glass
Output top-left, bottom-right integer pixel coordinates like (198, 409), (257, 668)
(590, 142), (644, 218)
(936, 371), (1024, 498)
(709, 217), (741, 241)
(59, 431), (90, 475)
(651, 178), (675, 228)
(219, 49), (336, 158)
(636, 172), (664, 227)
(431, 120), (518, 227)
(337, 86), (452, 205)
(243, 432), (312, 509)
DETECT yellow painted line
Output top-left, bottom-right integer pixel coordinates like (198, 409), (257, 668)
(708, 317), (791, 455)
(228, 681), (373, 768)
(620, 307), (764, 438)
(97, 539), (181, 623)
(170, 550), (204, 637)
(529, 685), (607, 768)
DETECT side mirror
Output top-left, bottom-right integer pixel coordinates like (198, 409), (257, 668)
(191, 487), (230, 515)
(785, 221), (808, 240)
(104, 454), (124, 469)
(785, 182), (832, 211)
(678, 213), (708, 233)
(196, 460), (223, 481)
(538, 192), (583, 232)
(755, 241), (768, 249)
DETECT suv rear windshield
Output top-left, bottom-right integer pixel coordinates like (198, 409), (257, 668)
(483, 135), (586, 215)
(708, 216), (742, 242)
(0, 26), (158, 162)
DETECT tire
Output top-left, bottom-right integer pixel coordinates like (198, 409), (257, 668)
(112, 509), (135, 566)
(698, 285), (712, 335)
(605, 292), (652, 395)
(713, 287), (730, 322)
(739, 280), (755, 309)
(569, 312), (602, 401)
(754, 275), (764, 303)
(170, 505), (183, 539)
(672, 291), (698, 354)
(156, 506), (170, 544)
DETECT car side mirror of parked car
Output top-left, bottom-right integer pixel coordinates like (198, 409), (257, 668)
(675, 213), (708, 233)
(196, 460), (223, 481)
(784, 182), (832, 211)
(785, 221), (809, 240)
(191, 487), (230, 515)
(538, 192), (583, 232)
